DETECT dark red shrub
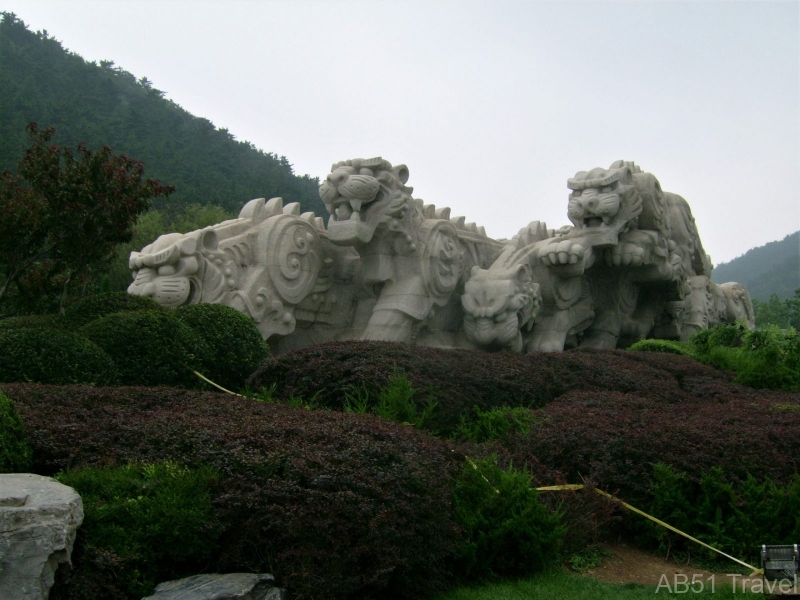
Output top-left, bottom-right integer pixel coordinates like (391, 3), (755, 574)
(3, 383), (464, 600)
(248, 343), (728, 435)
(520, 388), (800, 504)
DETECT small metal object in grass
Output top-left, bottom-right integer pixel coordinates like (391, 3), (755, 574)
(762, 544), (799, 582)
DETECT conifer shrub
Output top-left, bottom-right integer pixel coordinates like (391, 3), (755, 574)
(4, 383), (465, 600)
(0, 328), (118, 385)
(452, 457), (563, 579)
(343, 370), (438, 430)
(644, 464), (800, 566)
(628, 339), (693, 355)
(63, 292), (165, 328)
(80, 310), (209, 388)
(53, 461), (220, 599)
(0, 391), (31, 472)
(453, 406), (541, 444)
(174, 303), (268, 391)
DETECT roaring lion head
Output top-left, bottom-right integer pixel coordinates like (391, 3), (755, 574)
(319, 157), (414, 246)
(566, 160), (645, 239)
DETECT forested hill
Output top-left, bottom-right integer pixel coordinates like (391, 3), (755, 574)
(711, 231), (800, 301)
(0, 13), (325, 216)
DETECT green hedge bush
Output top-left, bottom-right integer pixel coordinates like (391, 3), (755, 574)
(0, 313), (68, 333)
(175, 303), (268, 391)
(64, 292), (165, 328)
(54, 461), (220, 599)
(0, 328), (118, 386)
(690, 325), (800, 391)
(0, 391), (31, 472)
(80, 311), (209, 388)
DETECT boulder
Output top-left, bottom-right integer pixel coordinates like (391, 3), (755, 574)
(0, 473), (83, 600)
(143, 573), (286, 600)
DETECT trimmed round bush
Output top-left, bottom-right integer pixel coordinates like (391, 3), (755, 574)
(8, 384), (465, 600)
(0, 391), (31, 472)
(628, 339), (693, 355)
(64, 292), (165, 328)
(0, 328), (118, 385)
(0, 313), (68, 333)
(175, 303), (268, 391)
(81, 310), (210, 388)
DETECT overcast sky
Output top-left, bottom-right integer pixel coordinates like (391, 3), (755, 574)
(3, 0), (799, 264)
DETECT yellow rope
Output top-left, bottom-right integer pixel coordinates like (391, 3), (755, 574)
(192, 370), (243, 397)
(537, 483), (763, 576)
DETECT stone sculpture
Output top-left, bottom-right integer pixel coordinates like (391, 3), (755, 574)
(0, 474), (84, 600)
(129, 158), (754, 353)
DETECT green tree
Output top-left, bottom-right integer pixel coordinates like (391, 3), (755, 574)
(0, 123), (173, 313)
(753, 288), (800, 329)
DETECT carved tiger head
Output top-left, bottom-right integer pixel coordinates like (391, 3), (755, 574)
(462, 265), (541, 352)
(319, 157), (414, 246)
(128, 228), (228, 307)
(566, 160), (644, 240)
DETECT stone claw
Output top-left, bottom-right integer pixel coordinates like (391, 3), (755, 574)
(609, 242), (645, 267)
(538, 240), (585, 267)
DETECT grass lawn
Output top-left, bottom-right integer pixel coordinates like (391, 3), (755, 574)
(431, 569), (759, 599)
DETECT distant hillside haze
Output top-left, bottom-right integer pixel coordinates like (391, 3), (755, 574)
(0, 12), (325, 216)
(711, 231), (800, 301)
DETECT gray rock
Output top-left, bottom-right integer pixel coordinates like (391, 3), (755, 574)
(0, 473), (84, 600)
(143, 573), (286, 600)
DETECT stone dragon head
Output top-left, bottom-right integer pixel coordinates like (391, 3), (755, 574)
(319, 157), (416, 247)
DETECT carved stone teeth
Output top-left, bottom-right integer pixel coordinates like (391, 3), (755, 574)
(451, 216), (466, 229)
(314, 217), (325, 230)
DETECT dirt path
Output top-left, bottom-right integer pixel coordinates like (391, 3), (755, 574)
(581, 542), (799, 595)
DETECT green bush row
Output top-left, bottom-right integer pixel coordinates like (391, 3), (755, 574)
(630, 323), (800, 391)
(0, 293), (269, 391)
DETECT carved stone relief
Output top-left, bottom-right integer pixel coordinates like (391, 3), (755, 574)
(129, 158), (754, 353)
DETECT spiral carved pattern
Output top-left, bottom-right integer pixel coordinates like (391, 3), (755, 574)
(263, 215), (321, 304)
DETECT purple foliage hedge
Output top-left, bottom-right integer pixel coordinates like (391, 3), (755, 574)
(3, 383), (465, 600)
(249, 342), (800, 499)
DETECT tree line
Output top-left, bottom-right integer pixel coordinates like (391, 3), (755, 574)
(0, 12), (325, 217)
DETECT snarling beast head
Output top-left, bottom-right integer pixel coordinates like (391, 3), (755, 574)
(128, 228), (228, 307)
(462, 265), (541, 352)
(566, 160), (647, 241)
(319, 157), (414, 245)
